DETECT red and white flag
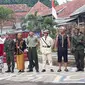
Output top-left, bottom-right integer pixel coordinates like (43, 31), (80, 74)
(52, 0), (57, 19)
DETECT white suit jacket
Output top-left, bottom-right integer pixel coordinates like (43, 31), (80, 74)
(40, 36), (54, 54)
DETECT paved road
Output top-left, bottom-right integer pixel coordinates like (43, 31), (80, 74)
(0, 80), (85, 85)
(0, 62), (85, 85)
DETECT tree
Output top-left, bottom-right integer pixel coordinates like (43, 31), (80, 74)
(0, 0), (59, 7)
(54, 0), (59, 6)
(22, 12), (44, 31)
(22, 12), (57, 38)
(0, 6), (14, 33)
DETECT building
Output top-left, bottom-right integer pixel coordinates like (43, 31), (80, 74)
(0, 4), (31, 33)
(1, 0), (85, 33)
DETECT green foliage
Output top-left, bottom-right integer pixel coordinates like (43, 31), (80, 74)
(44, 17), (52, 25)
(40, 0), (51, 7)
(22, 12), (57, 38)
(0, 6), (14, 33)
(54, 0), (59, 6)
(0, 0), (59, 7)
(0, 6), (13, 20)
(23, 13), (53, 30)
(22, 11), (58, 39)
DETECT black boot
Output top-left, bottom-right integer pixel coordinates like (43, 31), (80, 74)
(11, 67), (14, 73)
(36, 69), (39, 72)
(42, 69), (46, 72)
(27, 69), (33, 72)
(5, 67), (11, 73)
(0, 69), (2, 73)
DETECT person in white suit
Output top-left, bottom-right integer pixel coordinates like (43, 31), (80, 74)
(40, 30), (54, 72)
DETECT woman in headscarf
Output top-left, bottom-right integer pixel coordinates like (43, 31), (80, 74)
(15, 33), (26, 72)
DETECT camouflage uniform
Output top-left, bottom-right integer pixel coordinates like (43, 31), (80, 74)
(4, 38), (15, 72)
(72, 32), (85, 71)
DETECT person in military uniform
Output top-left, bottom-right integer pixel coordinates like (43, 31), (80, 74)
(27, 31), (39, 72)
(4, 34), (15, 73)
(71, 28), (85, 72)
(40, 30), (54, 72)
(55, 26), (70, 72)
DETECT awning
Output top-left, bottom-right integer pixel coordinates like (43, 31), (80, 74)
(54, 16), (77, 25)
(70, 5), (85, 17)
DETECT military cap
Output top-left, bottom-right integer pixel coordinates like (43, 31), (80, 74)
(43, 29), (49, 33)
(59, 26), (66, 29)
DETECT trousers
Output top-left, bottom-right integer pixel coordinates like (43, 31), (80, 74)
(42, 53), (53, 69)
(28, 47), (39, 71)
(74, 50), (84, 70)
(6, 51), (15, 70)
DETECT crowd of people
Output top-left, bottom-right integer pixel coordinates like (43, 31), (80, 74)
(0, 26), (85, 73)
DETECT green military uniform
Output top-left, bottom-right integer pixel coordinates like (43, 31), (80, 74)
(4, 38), (15, 73)
(72, 33), (85, 71)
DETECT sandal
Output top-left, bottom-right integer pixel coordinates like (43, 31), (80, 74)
(64, 69), (69, 72)
(57, 69), (62, 72)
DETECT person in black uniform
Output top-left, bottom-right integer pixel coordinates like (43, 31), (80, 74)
(55, 26), (70, 72)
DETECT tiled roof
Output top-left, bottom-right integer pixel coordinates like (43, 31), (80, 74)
(55, 0), (85, 18)
(39, 9), (51, 16)
(0, 4), (31, 26)
(28, 1), (50, 15)
(0, 4), (31, 12)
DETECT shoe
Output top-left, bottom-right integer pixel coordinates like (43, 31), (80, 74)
(21, 70), (24, 72)
(18, 70), (21, 72)
(80, 69), (84, 72)
(11, 70), (14, 73)
(27, 70), (33, 72)
(57, 69), (62, 72)
(42, 69), (46, 72)
(5, 70), (11, 73)
(50, 69), (54, 72)
(36, 70), (39, 72)
(64, 69), (69, 72)
(11, 68), (14, 73)
(76, 69), (80, 72)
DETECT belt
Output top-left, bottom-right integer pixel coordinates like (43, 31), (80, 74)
(29, 47), (36, 48)
(42, 46), (49, 48)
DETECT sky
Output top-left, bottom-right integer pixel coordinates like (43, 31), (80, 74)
(57, 0), (72, 4)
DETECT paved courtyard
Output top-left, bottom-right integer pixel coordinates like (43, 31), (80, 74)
(0, 61), (85, 85)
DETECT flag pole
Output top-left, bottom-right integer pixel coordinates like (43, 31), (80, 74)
(52, 0), (59, 35)
(52, 0), (54, 29)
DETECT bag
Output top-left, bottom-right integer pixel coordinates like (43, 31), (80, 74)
(71, 47), (76, 53)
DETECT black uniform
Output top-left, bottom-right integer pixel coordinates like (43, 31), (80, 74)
(57, 34), (68, 63)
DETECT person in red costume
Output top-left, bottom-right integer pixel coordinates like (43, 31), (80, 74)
(0, 35), (6, 73)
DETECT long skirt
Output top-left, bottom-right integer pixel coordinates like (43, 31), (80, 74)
(16, 54), (25, 70)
